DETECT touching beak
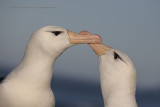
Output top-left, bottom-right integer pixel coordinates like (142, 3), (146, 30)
(67, 30), (102, 44)
(80, 31), (112, 56)
(89, 44), (112, 56)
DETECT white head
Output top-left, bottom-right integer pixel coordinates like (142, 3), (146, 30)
(25, 26), (101, 59)
(89, 43), (137, 107)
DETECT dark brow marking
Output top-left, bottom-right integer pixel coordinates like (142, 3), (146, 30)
(52, 31), (63, 36)
(114, 51), (125, 63)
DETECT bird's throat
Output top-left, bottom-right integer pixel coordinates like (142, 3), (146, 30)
(7, 45), (57, 89)
(104, 96), (138, 107)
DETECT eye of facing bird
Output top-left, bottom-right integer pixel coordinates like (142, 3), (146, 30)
(51, 31), (63, 36)
(113, 51), (124, 62)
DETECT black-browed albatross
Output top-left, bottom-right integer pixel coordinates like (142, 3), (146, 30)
(0, 26), (101, 107)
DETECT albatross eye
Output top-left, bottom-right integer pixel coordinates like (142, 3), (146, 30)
(114, 51), (123, 60)
(114, 51), (125, 63)
(52, 31), (63, 36)
(114, 52), (120, 59)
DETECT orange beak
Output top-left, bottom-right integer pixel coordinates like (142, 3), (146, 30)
(67, 30), (102, 44)
(80, 31), (112, 56)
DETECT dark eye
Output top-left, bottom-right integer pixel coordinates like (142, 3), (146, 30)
(52, 31), (63, 36)
(114, 51), (121, 60)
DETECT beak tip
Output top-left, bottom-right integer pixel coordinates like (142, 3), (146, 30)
(94, 34), (102, 44)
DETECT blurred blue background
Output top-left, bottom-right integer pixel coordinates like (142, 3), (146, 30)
(0, 0), (160, 107)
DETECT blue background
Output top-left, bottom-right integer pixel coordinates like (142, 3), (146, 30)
(0, 0), (160, 106)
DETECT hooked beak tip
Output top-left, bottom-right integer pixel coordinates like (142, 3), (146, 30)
(79, 30), (111, 56)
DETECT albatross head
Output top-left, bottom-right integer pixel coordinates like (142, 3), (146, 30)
(26, 26), (101, 58)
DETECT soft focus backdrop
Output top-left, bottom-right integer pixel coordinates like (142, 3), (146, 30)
(0, 0), (160, 107)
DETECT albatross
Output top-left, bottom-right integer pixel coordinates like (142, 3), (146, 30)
(0, 26), (101, 107)
(80, 31), (138, 107)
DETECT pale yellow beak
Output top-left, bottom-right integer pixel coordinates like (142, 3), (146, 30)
(67, 30), (102, 44)
(80, 31), (112, 56)
(89, 44), (112, 56)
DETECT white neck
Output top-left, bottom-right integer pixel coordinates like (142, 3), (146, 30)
(7, 42), (58, 89)
(104, 96), (137, 107)
(101, 76), (138, 107)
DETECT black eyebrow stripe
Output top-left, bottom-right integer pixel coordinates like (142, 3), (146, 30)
(0, 76), (5, 83)
(52, 31), (63, 36)
(114, 51), (126, 63)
